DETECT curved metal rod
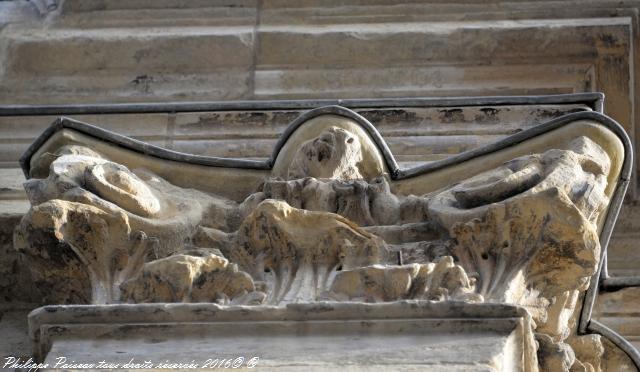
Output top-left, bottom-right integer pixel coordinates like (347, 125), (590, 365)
(19, 107), (631, 181)
(398, 111), (632, 180)
(268, 105), (399, 176)
(589, 319), (640, 368)
(18, 116), (273, 175)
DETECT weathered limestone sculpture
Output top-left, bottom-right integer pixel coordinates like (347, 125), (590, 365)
(15, 106), (638, 371)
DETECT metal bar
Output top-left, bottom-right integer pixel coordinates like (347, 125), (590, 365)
(601, 276), (640, 291)
(579, 178), (630, 333)
(0, 93), (604, 117)
(589, 320), (640, 368)
(18, 109), (631, 181)
(269, 105), (399, 175)
(399, 111), (633, 180)
(18, 117), (272, 178)
(594, 93), (605, 113)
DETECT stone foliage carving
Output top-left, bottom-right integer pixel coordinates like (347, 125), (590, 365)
(15, 122), (617, 371)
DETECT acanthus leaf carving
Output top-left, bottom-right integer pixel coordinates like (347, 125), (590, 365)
(14, 118), (622, 371)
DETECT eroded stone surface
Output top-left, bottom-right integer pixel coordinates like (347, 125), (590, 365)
(14, 117), (623, 370)
(28, 301), (538, 371)
(121, 248), (263, 305)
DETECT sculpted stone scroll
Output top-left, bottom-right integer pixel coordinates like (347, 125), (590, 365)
(14, 107), (636, 371)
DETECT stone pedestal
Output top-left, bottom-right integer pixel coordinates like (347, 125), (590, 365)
(29, 302), (535, 371)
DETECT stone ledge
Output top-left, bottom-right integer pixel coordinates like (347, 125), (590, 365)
(29, 301), (535, 370)
(595, 287), (640, 350)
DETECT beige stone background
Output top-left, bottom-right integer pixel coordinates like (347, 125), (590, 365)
(0, 0), (639, 358)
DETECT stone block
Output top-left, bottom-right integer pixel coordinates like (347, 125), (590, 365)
(0, 26), (255, 104)
(29, 302), (535, 371)
(594, 287), (640, 350)
(0, 304), (34, 359)
(254, 64), (592, 100)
